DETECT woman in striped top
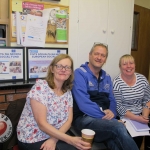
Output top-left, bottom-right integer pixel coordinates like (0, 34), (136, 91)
(113, 54), (150, 150)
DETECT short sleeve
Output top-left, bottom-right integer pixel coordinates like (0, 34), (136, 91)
(27, 79), (48, 107)
(68, 90), (73, 108)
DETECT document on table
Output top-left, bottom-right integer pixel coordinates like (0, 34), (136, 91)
(128, 119), (150, 132)
(122, 118), (150, 137)
(23, 14), (47, 47)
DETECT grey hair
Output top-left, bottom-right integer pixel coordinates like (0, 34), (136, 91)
(90, 43), (108, 57)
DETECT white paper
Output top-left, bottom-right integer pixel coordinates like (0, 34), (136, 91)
(16, 12), (21, 45)
(23, 14), (47, 47)
(122, 118), (150, 137)
(11, 13), (27, 39)
(128, 119), (150, 131)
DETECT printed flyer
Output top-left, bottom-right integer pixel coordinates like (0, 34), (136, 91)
(11, 1), (44, 38)
(0, 48), (24, 80)
(56, 10), (67, 42)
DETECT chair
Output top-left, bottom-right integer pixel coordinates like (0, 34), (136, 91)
(68, 126), (109, 150)
(2, 98), (26, 150)
(2, 98), (108, 150)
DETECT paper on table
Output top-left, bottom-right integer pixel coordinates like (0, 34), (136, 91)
(122, 118), (150, 137)
(128, 119), (150, 132)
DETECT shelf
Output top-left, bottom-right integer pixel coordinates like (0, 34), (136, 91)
(0, 19), (9, 25)
(0, 81), (34, 88)
(0, 38), (6, 40)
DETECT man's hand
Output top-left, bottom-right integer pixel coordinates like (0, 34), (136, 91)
(102, 109), (114, 120)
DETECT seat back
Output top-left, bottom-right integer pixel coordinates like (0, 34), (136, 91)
(2, 98), (26, 150)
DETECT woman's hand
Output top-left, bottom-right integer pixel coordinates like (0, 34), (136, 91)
(40, 138), (57, 150)
(70, 136), (91, 150)
(136, 115), (149, 124)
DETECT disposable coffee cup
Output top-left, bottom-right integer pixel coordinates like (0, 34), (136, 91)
(81, 129), (95, 144)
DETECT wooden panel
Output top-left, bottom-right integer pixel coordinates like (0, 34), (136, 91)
(131, 5), (150, 79)
(0, 0), (8, 19)
(10, 0), (69, 43)
(0, 0), (9, 24)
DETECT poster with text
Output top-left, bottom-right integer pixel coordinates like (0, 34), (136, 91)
(27, 49), (67, 79)
(0, 49), (24, 80)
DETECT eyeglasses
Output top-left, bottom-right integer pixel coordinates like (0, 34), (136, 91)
(93, 42), (108, 48)
(55, 64), (71, 71)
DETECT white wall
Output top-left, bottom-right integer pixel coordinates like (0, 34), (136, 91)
(69, 0), (134, 79)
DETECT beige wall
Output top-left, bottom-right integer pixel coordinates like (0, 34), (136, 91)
(59, 0), (69, 6)
(42, 0), (69, 6)
(134, 0), (150, 9)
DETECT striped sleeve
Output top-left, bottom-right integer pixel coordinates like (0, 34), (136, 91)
(113, 76), (127, 117)
(141, 75), (150, 105)
(113, 73), (150, 118)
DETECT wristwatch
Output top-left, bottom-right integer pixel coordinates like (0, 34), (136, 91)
(144, 105), (150, 110)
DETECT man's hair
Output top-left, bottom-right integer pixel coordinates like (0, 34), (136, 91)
(90, 43), (108, 57)
(45, 54), (74, 92)
(119, 54), (135, 67)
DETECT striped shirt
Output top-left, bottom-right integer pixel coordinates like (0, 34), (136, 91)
(113, 73), (150, 118)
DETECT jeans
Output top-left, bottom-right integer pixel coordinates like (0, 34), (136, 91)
(73, 115), (139, 150)
(18, 139), (77, 150)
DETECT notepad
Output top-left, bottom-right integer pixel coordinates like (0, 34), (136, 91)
(128, 119), (150, 132)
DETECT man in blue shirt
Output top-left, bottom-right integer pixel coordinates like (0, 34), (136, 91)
(72, 43), (138, 150)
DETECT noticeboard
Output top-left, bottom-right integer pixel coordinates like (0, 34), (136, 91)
(10, 0), (69, 44)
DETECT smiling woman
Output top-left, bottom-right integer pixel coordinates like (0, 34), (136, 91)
(16, 54), (91, 150)
(113, 54), (150, 149)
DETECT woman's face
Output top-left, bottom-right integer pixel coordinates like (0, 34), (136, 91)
(52, 58), (72, 83)
(120, 59), (135, 77)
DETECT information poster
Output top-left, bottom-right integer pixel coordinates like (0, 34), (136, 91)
(56, 10), (67, 42)
(27, 49), (67, 79)
(11, 1), (44, 38)
(0, 48), (24, 80)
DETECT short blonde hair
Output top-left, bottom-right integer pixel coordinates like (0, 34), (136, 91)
(119, 54), (135, 67)
(45, 54), (74, 92)
(90, 43), (108, 57)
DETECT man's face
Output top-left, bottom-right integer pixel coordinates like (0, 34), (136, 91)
(89, 46), (107, 69)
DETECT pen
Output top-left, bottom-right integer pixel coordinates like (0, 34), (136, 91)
(124, 121), (126, 123)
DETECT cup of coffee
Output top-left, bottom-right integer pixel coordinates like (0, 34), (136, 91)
(81, 129), (95, 144)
